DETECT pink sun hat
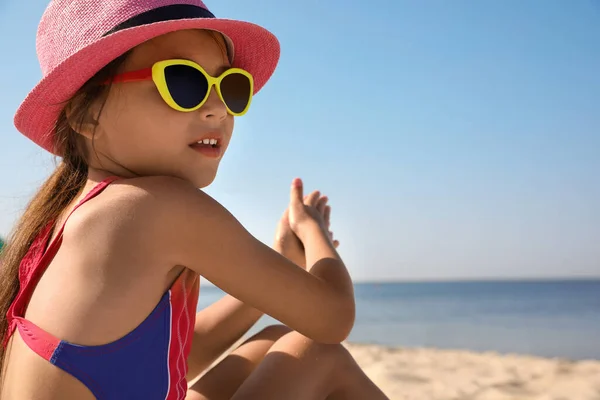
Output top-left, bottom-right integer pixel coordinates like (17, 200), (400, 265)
(14, 0), (280, 155)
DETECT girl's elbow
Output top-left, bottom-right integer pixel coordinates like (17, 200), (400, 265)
(318, 299), (356, 344)
(336, 302), (356, 342)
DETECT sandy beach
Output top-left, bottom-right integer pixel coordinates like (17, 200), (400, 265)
(345, 343), (600, 400)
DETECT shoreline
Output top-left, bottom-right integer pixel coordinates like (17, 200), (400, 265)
(345, 341), (600, 363)
(344, 342), (600, 400)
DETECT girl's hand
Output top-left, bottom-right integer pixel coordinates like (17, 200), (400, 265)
(274, 207), (306, 268)
(287, 178), (339, 247)
(274, 179), (339, 268)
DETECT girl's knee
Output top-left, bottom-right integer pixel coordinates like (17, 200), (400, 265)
(270, 330), (351, 363)
(255, 328), (353, 369)
(251, 324), (292, 342)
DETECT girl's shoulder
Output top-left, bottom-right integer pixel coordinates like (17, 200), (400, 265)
(70, 175), (222, 250)
(109, 175), (209, 204)
(59, 175), (206, 274)
(87, 175), (207, 219)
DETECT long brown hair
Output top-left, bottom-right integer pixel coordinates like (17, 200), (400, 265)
(0, 52), (130, 369)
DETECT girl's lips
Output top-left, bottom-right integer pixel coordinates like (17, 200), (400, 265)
(190, 131), (224, 147)
(189, 142), (222, 158)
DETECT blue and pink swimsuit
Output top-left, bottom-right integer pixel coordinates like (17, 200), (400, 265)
(3, 177), (200, 399)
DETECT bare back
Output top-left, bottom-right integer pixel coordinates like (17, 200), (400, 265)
(1, 178), (188, 399)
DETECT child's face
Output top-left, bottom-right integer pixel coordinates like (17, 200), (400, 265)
(91, 29), (234, 188)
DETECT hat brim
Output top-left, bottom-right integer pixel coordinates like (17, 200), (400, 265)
(14, 18), (280, 155)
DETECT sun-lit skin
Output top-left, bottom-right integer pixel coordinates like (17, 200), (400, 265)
(80, 29), (233, 189)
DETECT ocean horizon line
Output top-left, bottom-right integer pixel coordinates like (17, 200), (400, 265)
(199, 276), (600, 287)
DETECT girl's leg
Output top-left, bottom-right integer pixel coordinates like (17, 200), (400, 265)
(187, 324), (292, 400)
(187, 326), (388, 400)
(231, 331), (389, 400)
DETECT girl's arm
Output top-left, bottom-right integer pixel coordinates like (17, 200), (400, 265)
(186, 196), (334, 380)
(131, 176), (355, 344)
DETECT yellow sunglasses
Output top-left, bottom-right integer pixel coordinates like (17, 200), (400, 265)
(109, 59), (254, 116)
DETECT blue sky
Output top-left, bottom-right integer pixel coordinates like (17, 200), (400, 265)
(0, 1), (599, 281)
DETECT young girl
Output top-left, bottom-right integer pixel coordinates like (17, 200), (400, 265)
(0, 1), (389, 399)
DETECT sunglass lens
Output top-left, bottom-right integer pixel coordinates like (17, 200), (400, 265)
(164, 64), (209, 109)
(221, 72), (252, 114)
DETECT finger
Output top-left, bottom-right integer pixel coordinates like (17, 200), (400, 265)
(333, 240), (340, 248)
(280, 208), (289, 222)
(290, 178), (304, 206)
(316, 196), (328, 214)
(323, 205), (331, 226)
(304, 190), (321, 207)
(329, 230), (334, 239)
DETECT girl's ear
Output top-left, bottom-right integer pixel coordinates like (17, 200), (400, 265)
(65, 97), (102, 140)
